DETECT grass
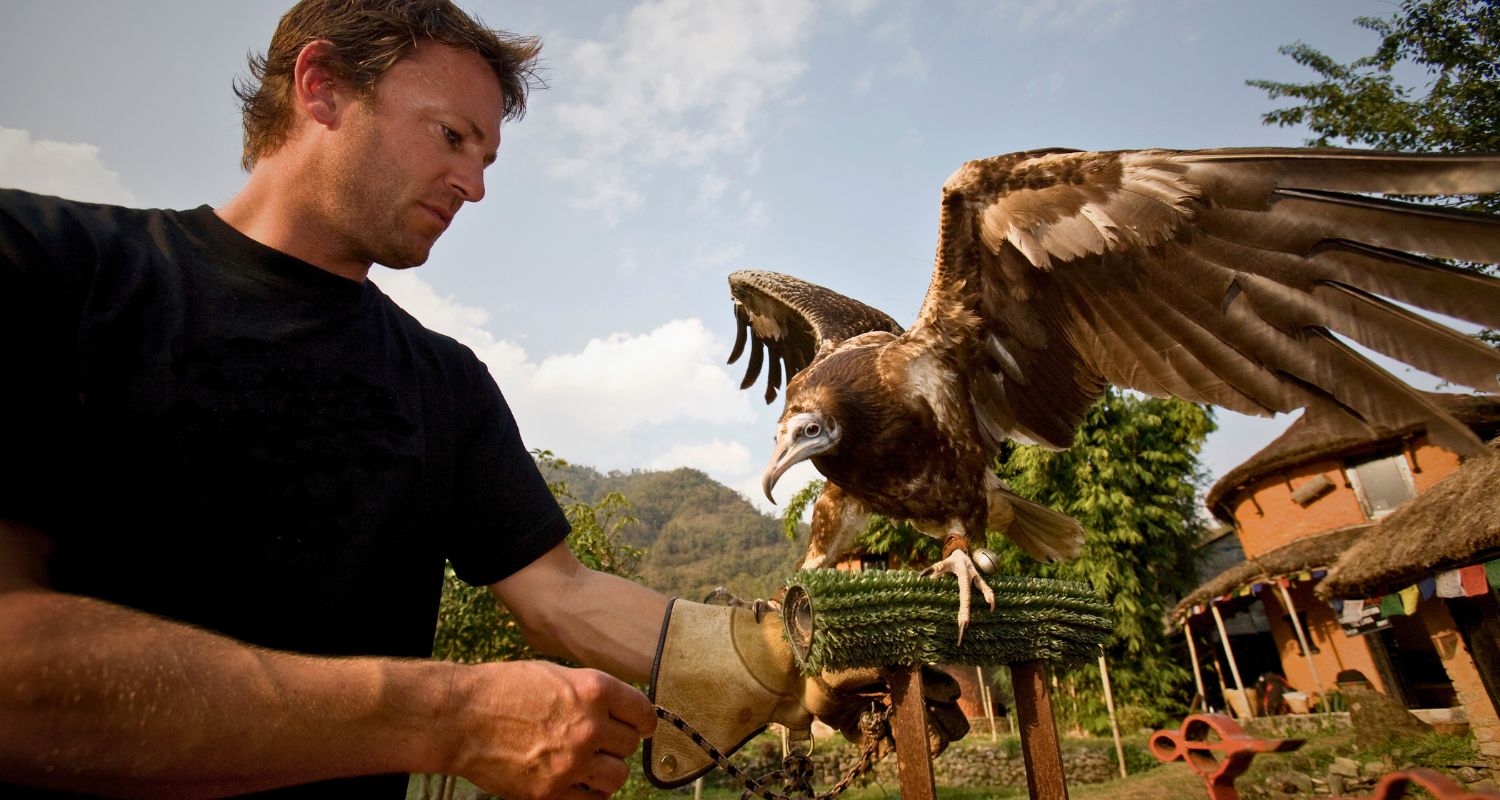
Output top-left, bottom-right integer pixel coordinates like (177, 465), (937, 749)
(408, 725), (1487, 799)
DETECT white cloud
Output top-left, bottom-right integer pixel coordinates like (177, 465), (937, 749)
(377, 270), (756, 470)
(544, 0), (817, 221)
(698, 172), (730, 204)
(648, 439), (754, 475)
(0, 127), (136, 206)
(987, 0), (1133, 35)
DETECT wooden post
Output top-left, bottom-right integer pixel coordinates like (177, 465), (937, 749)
(1211, 603), (1253, 718)
(888, 666), (938, 800)
(1183, 619), (1208, 709)
(1098, 652), (1128, 778)
(1011, 660), (1070, 800)
(1275, 580), (1327, 708)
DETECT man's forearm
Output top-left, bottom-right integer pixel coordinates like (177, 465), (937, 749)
(0, 587), (463, 797)
(491, 545), (670, 686)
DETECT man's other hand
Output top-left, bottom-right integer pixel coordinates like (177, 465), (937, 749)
(454, 660), (655, 799)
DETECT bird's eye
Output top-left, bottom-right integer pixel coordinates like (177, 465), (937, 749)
(804, 423), (821, 437)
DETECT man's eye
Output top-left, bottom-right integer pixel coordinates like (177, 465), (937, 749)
(441, 125), (461, 146)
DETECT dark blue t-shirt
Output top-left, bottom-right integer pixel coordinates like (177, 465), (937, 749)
(0, 189), (570, 798)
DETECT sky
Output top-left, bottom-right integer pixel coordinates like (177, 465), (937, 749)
(0, 0), (1457, 517)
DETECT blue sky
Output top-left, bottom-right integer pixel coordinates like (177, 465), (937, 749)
(1, 0), (1440, 514)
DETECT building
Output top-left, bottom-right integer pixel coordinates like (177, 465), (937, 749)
(1319, 437), (1500, 760)
(1170, 394), (1500, 742)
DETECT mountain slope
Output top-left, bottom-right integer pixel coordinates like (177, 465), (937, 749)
(538, 459), (803, 601)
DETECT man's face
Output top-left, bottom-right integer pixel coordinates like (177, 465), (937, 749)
(323, 43), (503, 270)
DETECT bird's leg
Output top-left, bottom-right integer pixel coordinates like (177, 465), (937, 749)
(921, 530), (996, 646)
(800, 483), (869, 571)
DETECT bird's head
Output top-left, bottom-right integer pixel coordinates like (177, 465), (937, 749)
(762, 405), (841, 504)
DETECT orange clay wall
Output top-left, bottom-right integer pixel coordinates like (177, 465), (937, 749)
(1227, 438), (1462, 560)
(1260, 581), (1388, 700)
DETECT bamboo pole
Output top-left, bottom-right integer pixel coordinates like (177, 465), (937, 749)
(1098, 651), (1128, 778)
(1210, 602), (1253, 718)
(977, 666), (998, 741)
(1275, 579), (1327, 709)
(1183, 619), (1208, 710)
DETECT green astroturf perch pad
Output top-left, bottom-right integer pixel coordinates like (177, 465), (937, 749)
(781, 570), (1113, 674)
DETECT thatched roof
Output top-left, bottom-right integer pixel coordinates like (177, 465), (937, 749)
(1317, 438), (1500, 600)
(1205, 393), (1500, 514)
(1170, 523), (1373, 624)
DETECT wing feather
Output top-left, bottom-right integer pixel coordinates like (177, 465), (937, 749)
(913, 147), (1500, 454)
(727, 269), (904, 404)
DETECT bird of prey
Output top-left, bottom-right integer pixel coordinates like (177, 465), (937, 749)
(730, 148), (1500, 640)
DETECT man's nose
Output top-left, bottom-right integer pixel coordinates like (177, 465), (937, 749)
(451, 159), (486, 203)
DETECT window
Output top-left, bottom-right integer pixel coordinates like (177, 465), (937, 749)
(1345, 451), (1417, 519)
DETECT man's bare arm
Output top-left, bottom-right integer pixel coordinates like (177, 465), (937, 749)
(490, 542), (671, 685)
(0, 521), (653, 799)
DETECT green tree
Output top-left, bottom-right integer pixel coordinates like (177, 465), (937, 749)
(783, 390), (1214, 731)
(1246, 0), (1499, 216)
(430, 450), (645, 665)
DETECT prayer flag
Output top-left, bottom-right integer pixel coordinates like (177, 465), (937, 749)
(1341, 599), (1364, 624)
(1486, 559), (1500, 588)
(1379, 594), (1404, 617)
(1419, 577), (1436, 600)
(1399, 585), (1419, 615)
(1460, 565), (1489, 597)
(1436, 569), (1464, 598)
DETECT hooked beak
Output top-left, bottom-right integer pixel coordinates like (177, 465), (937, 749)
(762, 428), (825, 504)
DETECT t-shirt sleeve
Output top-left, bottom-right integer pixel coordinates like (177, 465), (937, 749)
(0, 191), (101, 530)
(446, 368), (570, 587)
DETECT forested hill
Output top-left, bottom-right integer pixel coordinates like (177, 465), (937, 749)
(538, 459), (804, 601)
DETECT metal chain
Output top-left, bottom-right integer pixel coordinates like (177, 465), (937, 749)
(653, 705), (893, 800)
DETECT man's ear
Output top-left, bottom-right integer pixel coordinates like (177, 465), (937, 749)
(292, 40), (353, 129)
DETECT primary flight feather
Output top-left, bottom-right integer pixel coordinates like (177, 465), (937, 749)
(730, 147), (1500, 641)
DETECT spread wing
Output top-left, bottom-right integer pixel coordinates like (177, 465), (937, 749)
(914, 147), (1500, 454)
(728, 269), (904, 403)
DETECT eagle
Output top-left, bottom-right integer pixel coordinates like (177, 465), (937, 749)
(729, 148), (1500, 641)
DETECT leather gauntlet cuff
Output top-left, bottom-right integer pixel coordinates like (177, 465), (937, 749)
(644, 598), (807, 788)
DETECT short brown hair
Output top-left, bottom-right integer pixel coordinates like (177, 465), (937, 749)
(234, 0), (543, 170)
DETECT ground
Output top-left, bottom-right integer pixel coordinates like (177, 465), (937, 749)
(407, 722), (1493, 799)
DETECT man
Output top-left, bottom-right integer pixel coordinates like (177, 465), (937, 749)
(0, 1), (679, 797)
(0, 3), (963, 797)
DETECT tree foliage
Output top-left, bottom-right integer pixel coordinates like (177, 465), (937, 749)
(430, 450), (645, 665)
(783, 390), (1215, 731)
(1246, 0), (1499, 216)
(983, 391), (1214, 732)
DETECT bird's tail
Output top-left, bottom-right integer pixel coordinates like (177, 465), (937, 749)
(988, 482), (1084, 562)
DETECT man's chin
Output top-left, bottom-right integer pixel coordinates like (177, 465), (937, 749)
(376, 243), (435, 270)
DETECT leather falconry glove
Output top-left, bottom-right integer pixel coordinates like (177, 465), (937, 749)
(644, 598), (969, 787)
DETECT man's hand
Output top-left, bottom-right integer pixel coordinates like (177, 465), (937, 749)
(453, 661), (655, 799)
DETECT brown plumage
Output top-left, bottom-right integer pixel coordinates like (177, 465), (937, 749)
(733, 147), (1500, 640)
